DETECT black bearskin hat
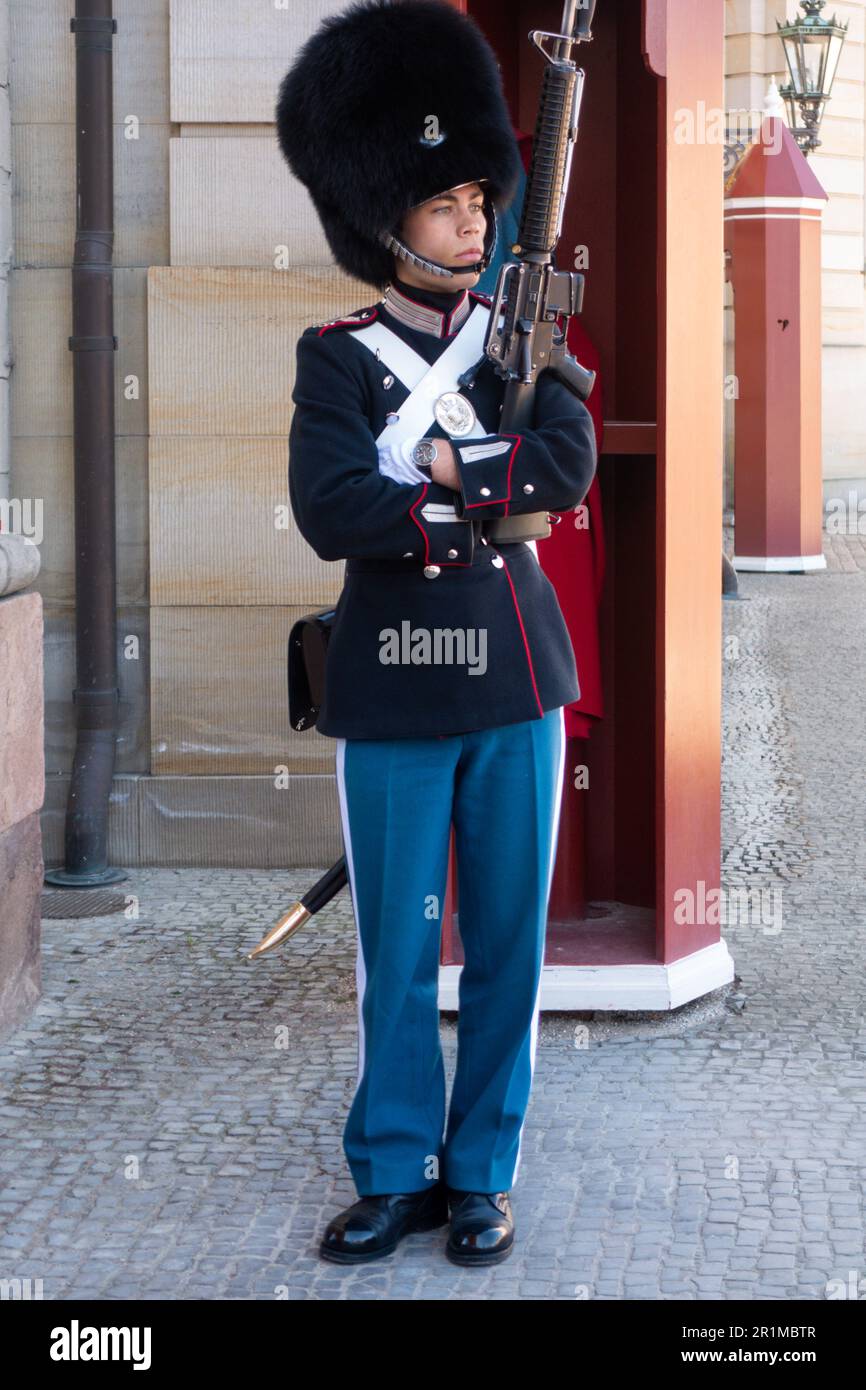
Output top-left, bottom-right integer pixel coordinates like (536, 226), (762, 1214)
(275, 0), (521, 289)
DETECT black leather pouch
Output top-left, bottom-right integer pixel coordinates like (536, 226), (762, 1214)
(288, 608), (335, 731)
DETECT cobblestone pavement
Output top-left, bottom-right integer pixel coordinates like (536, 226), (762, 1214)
(1, 531), (864, 1301)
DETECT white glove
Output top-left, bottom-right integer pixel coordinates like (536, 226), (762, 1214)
(376, 436), (434, 486)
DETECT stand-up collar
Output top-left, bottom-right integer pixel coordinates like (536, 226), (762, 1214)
(381, 279), (472, 338)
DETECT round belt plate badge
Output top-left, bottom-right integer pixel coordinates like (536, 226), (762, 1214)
(433, 391), (477, 438)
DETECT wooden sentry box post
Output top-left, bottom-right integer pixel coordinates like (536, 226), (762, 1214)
(438, 0), (731, 1011)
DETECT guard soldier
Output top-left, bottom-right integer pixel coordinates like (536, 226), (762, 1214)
(276, 0), (597, 1266)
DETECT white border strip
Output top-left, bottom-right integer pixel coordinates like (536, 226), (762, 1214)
(438, 939), (736, 1012)
(723, 196), (826, 210)
(732, 554), (827, 572)
(724, 212), (822, 223)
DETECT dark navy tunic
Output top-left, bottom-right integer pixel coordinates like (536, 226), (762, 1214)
(288, 277), (598, 740)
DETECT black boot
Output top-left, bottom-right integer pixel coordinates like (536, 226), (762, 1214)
(445, 1189), (514, 1266)
(319, 1183), (449, 1263)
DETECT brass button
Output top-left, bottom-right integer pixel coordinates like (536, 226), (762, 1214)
(423, 564), (441, 579)
(523, 483), (534, 494)
(492, 555), (504, 568)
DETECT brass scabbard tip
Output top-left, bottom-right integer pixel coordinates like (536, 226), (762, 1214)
(247, 901), (312, 960)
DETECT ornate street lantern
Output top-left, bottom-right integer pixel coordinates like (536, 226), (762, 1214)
(776, 0), (848, 155)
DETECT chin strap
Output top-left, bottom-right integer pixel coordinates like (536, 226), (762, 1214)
(378, 199), (500, 281)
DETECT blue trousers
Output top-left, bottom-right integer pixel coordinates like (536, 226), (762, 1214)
(334, 706), (566, 1196)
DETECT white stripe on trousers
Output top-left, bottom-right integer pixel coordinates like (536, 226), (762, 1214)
(334, 704), (567, 1188)
(334, 738), (367, 1093)
(510, 703), (567, 1187)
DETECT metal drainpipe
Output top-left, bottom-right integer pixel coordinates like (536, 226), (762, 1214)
(44, 1), (126, 888)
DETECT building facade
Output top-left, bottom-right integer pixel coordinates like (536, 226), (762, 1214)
(724, 0), (866, 510)
(0, 0), (863, 867)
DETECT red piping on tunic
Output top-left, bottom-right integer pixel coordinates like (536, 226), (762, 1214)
(444, 291), (470, 336)
(386, 285), (469, 339)
(494, 548), (545, 718)
(317, 309), (380, 337)
(409, 484), (432, 561)
(457, 435), (522, 514)
(408, 484), (472, 567)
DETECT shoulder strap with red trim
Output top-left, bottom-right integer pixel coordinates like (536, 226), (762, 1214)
(305, 306), (380, 338)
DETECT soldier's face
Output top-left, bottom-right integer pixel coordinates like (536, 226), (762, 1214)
(395, 182), (487, 290)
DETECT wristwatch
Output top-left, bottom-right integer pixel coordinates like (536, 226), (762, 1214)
(410, 438), (439, 477)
